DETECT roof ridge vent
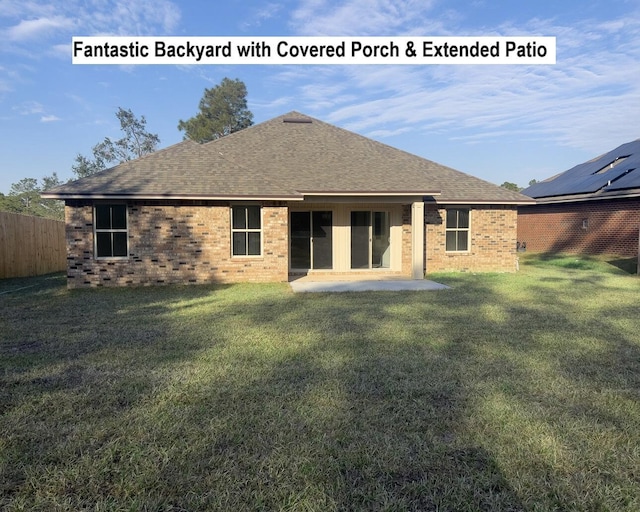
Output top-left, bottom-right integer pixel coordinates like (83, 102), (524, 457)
(283, 117), (312, 124)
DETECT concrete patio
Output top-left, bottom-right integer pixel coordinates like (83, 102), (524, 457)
(289, 278), (450, 293)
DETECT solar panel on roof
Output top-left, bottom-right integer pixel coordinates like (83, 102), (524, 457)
(523, 139), (640, 198)
(593, 155), (629, 174)
(606, 168), (640, 191)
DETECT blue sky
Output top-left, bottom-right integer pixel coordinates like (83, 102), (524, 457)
(1, 0), (639, 194)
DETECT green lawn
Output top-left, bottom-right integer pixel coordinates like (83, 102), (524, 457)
(1, 255), (639, 511)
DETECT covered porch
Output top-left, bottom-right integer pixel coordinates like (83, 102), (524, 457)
(286, 196), (426, 281)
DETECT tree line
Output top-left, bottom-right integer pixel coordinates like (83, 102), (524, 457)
(500, 180), (538, 192)
(1, 78), (252, 220)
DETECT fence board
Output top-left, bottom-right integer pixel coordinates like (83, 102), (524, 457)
(0, 212), (66, 279)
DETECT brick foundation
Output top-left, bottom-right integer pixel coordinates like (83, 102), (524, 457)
(65, 200), (288, 288)
(517, 198), (640, 257)
(425, 205), (518, 273)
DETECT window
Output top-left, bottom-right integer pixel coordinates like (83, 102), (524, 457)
(231, 206), (262, 256)
(95, 204), (128, 258)
(445, 208), (469, 252)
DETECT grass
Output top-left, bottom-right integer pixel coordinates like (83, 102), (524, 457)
(522, 252), (638, 274)
(1, 256), (639, 511)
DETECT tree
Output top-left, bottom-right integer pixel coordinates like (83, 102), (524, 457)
(500, 181), (522, 192)
(178, 78), (253, 143)
(39, 172), (65, 219)
(9, 178), (41, 214)
(0, 192), (22, 214)
(3, 173), (65, 220)
(528, 179), (538, 186)
(72, 107), (160, 179)
(72, 154), (105, 179)
(41, 173), (63, 192)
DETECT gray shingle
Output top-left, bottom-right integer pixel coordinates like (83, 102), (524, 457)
(45, 111), (533, 204)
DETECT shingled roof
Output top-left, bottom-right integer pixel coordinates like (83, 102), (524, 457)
(44, 111), (532, 204)
(523, 139), (640, 204)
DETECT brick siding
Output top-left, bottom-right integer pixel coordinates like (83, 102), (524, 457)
(64, 200), (520, 287)
(425, 205), (518, 273)
(65, 200), (288, 288)
(517, 198), (640, 257)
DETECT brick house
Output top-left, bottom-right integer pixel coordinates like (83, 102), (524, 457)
(518, 139), (640, 257)
(43, 111), (532, 288)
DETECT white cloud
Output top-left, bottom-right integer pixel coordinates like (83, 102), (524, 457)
(0, 0), (182, 93)
(241, 3), (283, 30)
(50, 43), (71, 55)
(12, 101), (62, 123)
(367, 126), (412, 138)
(6, 16), (76, 41)
(0, 65), (13, 94)
(1, 1), (181, 44)
(84, 0), (181, 35)
(280, 6), (640, 157)
(14, 100), (44, 115)
(0, 1), (57, 19)
(250, 95), (295, 110)
(291, 0), (438, 35)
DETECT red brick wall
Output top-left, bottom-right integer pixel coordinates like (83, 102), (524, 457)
(517, 198), (640, 257)
(65, 200), (288, 288)
(64, 200), (523, 286)
(425, 205), (518, 273)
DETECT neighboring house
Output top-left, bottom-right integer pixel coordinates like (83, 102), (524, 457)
(43, 111), (532, 288)
(519, 139), (640, 257)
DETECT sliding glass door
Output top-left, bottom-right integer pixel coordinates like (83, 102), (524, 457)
(372, 211), (391, 268)
(351, 211), (390, 269)
(312, 211), (333, 269)
(350, 211), (370, 269)
(290, 211), (333, 270)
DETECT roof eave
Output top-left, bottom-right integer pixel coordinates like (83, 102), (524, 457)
(429, 198), (536, 205)
(301, 190), (442, 197)
(530, 190), (640, 204)
(41, 192), (305, 201)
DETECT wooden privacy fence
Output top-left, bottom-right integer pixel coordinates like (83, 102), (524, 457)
(0, 212), (66, 279)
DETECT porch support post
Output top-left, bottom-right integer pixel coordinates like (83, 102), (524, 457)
(411, 201), (425, 279)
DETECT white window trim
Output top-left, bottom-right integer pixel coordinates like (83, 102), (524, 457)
(230, 205), (263, 258)
(445, 208), (471, 253)
(94, 204), (129, 260)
